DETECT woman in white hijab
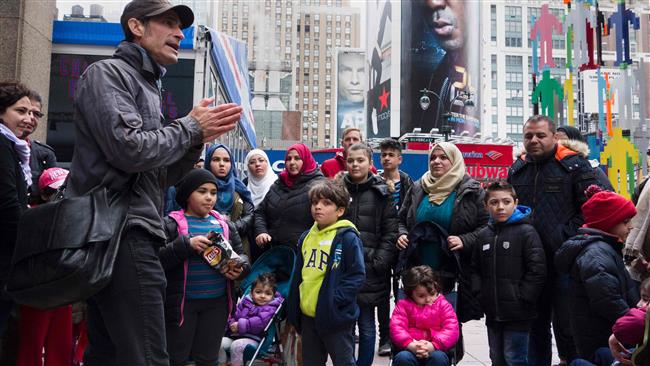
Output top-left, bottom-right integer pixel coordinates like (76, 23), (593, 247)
(245, 149), (277, 207)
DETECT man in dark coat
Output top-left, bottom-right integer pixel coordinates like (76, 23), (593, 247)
(508, 115), (602, 365)
(67, 1), (242, 364)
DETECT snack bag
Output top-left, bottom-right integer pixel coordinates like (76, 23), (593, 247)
(202, 231), (241, 271)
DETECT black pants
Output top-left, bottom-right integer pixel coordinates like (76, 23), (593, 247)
(166, 297), (229, 366)
(84, 227), (168, 366)
(300, 315), (355, 366)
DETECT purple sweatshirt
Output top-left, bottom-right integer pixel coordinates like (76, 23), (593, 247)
(229, 292), (283, 338)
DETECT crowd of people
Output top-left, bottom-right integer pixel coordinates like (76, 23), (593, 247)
(2, 1), (650, 366)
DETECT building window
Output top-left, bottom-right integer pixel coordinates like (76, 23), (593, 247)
(504, 6), (522, 48)
(490, 5), (497, 42)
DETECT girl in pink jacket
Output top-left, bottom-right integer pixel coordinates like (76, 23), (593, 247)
(390, 266), (459, 366)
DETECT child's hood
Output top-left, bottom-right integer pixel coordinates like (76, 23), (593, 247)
(308, 219), (358, 237)
(506, 205), (531, 224)
(489, 205), (531, 225)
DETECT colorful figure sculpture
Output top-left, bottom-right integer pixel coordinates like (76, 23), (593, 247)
(564, 73), (575, 126)
(565, 18), (574, 71)
(531, 15), (540, 76)
(606, 0), (640, 67)
(567, 0), (596, 69)
(611, 68), (635, 130)
(595, 1), (606, 66)
(601, 127), (639, 199)
(596, 68), (607, 135)
(532, 69), (564, 119)
(530, 4), (563, 69)
(605, 72), (614, 137)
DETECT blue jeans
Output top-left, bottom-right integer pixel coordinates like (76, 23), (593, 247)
(487, 324), (529, 366)
(393, 350), (449, 366)
(569, 347), (616, 366)
(357, 305), (376, 366)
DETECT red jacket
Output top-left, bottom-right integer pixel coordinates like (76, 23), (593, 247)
(612, 307), (647, 346)
(320, 152), (378, 178)
(390, 295), (459, 351)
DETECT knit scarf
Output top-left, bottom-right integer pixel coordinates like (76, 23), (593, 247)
(0, 123), (32, 187)
(420, 142), (465, 205)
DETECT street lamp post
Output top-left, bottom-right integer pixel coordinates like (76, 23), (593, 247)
(419, 89), (474, 142)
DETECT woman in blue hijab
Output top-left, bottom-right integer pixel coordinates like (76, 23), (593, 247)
(204, 144), (254, 253)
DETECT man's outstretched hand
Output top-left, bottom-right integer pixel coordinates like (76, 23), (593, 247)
(189, 97), (243, 142)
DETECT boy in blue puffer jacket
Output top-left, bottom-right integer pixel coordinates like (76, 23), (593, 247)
(287, 179), (365, 366)
(470, 181), (547, 366)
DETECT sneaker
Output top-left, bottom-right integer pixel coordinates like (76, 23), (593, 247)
(377, 343), (391, 357)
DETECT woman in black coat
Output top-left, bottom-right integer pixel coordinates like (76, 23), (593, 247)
(0, 81), (33, 332)
(254, 143), (324, 250)
(397, 142), (488, 322)
(339, 143), (397, 366)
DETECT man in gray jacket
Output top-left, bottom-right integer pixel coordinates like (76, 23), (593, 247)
(67, 1), (242, 364)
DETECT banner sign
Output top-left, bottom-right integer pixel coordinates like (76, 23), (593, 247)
(209, 29), (257, 148)
(262, 143), (513, 184)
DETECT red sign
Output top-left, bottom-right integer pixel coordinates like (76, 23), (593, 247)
(456, 144), (514, 184)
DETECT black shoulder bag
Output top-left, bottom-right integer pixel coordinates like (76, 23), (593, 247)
(6, 175), (134, 309)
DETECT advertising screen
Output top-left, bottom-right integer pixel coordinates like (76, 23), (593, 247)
(46, 53), (195, 162)
(335, 49), (366, 142)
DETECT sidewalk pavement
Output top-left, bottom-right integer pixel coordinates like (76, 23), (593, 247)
(329, 318), (561, 365)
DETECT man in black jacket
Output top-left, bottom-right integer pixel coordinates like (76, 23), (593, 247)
(68, 1), (242, 364)
(508, 115), (602, 366)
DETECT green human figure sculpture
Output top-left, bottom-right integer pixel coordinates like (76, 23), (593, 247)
(531, 70), (564, 118)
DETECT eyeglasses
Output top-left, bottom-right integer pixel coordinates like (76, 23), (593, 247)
(32, 111), (44, 119)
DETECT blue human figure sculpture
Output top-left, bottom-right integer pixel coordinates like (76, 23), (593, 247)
(607, 1), (640, 67)
(531, 15), (540, 76)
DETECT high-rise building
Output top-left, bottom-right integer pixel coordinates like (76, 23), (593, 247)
(216, 0), (360, 148)
(480, 0), (650, 143)
(294, 2), (361, 147)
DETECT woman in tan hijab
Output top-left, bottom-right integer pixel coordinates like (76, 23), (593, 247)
(396, 142), (488, 321)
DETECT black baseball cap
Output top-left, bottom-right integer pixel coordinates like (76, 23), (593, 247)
(120, 0), (194, 38)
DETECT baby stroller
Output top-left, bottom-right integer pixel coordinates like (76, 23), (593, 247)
(238, 246), (296, 366)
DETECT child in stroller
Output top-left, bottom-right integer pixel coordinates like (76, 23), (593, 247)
(220, 273), (284, 366)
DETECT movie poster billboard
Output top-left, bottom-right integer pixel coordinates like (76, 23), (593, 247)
(400, 0), (481, 136)
(335, 49), (366, 142)
(366, 0), (395, 139)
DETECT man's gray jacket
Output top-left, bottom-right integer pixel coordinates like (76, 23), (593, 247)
(68, 41), (203, 239)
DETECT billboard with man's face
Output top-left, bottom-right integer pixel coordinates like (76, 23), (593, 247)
(335, 49), (366, 142)
(401, 0), (481, 136)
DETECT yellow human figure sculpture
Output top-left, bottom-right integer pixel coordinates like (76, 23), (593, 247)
(565, 74), (575, 126)
(600, 127), (639, 198)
